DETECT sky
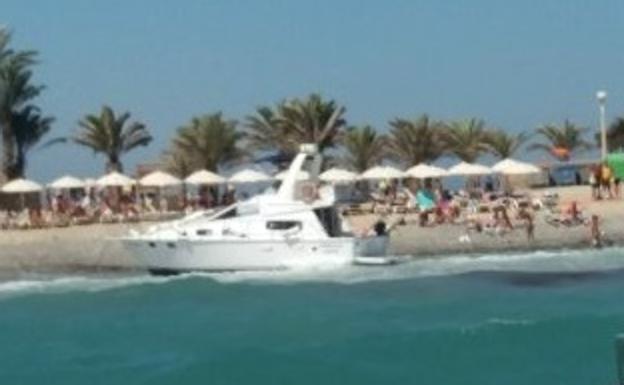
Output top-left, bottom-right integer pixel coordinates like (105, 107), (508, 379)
(3, 0), (624, 180)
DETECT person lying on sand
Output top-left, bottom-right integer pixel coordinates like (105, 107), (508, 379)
(546, 201), (587, 227)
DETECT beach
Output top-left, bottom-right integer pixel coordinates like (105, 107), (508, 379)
(0, 185), (621, 276)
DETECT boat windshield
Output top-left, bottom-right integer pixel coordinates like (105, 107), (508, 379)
(313, 207), (347, 237)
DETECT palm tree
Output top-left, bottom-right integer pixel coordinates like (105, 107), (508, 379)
(485, 129), (529, 159)
(52, 105), (152, 172)
(596, 117), (624, 153)
(169, 112), (245, 172)
(246, 93), (346, 161)
(386, 115), (446, 166)
(11, 105), (53, 178)
(0, 29), (49, 179)
(530, 120), (591, 161)
(342, 125), (386, 172)
(442, 118), (490, 163)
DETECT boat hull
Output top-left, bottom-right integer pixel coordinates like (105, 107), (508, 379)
(122, 237), (373, 273)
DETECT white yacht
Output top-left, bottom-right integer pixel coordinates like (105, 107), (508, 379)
(122, 144), (389, 274)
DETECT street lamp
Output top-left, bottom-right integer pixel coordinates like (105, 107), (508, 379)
(596, 90), (608, 160)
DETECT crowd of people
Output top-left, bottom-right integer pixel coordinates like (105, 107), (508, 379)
(357, 175), (611, 247)
(0, 183), (251, 230)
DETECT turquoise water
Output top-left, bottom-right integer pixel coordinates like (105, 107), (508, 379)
(1, 249), (624, 384)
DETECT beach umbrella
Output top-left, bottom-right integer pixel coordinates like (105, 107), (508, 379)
(96, 171), (135, 187)
(492, 158), (541, 175)
(84, 178), (97, 187)
(319, 168), (358, 183)
(1, 178), (43, 193)
(185, 170), (226, 185)
(359, 165), (405, 180)
(1, 178), (43, 209)
(139, 170), (182, 187)
(48, 175), (86, 190)
(274, 169), (310, 181)
(405, 164), (448, 179)
(447, 162), (492, 176)
(228, 169), (273, 184)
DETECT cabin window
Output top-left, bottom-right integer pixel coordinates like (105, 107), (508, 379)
(266, 221), (301, 231)
(196, 229), (212, 236)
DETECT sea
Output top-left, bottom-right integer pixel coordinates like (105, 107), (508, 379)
(1, 248), (624, 385)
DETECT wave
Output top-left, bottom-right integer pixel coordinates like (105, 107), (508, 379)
(1, 247), (623, 298)
(0, 274), (184, 299)
(208, 246), (624, 285)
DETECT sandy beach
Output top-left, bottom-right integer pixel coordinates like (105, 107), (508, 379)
(0, 186), (622, 276)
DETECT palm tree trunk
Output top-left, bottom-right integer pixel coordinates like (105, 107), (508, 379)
(1, 121), (16, 180)
(106, 155), (123, 173)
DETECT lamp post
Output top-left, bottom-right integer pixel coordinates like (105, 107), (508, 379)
(596, 90), (608, 160)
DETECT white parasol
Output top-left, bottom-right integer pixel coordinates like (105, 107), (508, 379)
(228, 169), (273, 184)
(447, 162), (492, 176)
(48, 175), (86, 190)
(405, 164), (448, 179)
(274, 170), (310, 181)
(359, 165), (405, 180)
(139, 170), (182, 187)
(96, 171), (136, 187)
(319, 168), (358, 183)
(1, 178), (42, 193)
(185, 170), (226, 185)
(492, 158), (542, 175)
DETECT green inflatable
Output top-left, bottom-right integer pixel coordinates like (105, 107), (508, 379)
(607, 153), (624, 179)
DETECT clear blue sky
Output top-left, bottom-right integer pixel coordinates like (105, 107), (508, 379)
(3, 0), (624, 180)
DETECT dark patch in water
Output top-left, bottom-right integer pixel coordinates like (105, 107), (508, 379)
(458, 268), (624, 288)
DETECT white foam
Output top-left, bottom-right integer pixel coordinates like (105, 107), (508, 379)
(1, 247), (623, 298)
(206, 247), (624, 285)
(0, 274), (185, 299)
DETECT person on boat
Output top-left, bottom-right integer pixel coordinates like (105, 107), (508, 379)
(364, 215), (399, 237)
(221, 185), (236, 206)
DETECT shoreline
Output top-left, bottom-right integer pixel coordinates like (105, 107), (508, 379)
(0, 218), (621, 279)
(0, 186), (621, 277)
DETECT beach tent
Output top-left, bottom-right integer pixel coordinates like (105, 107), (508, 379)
(492, 159), (541, 175)
(319, 168), (358, 183)
(48, 175), (86, 190)
(1, 178), (43, 209)
(359, 166), (405, 180)
(274, 170), (310, 181)
(405, 164), (448, 179)
(228, 169), (273, 184)
(139, 171), (182, 187)
(96, 172), (135, 187)
(447, 162), (492, 176)
(185, 170), (226, 185)
(607, 153), (624, 179)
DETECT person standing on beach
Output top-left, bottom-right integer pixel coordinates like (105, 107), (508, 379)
(518, 207), (534, 242)
(601, 162), (613, 199)
(589, 165), (599, 200)
(589, 214), (602, 248)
